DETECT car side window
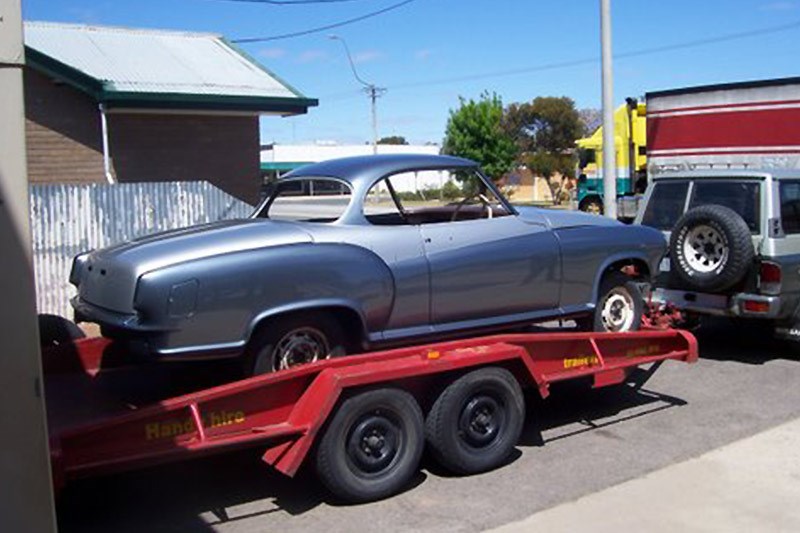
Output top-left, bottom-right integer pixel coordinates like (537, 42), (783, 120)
(779, 180), (800, 234)
(640, 181), (689, 231)
(364, 169), (512, 226)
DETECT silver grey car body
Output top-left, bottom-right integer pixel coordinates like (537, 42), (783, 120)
(70, 154), (666, 360)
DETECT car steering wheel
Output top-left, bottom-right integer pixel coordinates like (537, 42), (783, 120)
(450, 193), (494, 221)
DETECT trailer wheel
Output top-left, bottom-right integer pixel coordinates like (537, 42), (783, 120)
(579, 196), (603, 215)
(246, 312), (345, 375)
(315, 388), (424, 503)
(425, 367), (525, 475)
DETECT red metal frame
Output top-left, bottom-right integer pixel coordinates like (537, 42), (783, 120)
(45, 330), (697, 492)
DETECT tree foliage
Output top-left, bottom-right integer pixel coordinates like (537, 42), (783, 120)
(377, 135), (409, 145)
(442, 92), (517, 181)
(502, 96), (582, 178)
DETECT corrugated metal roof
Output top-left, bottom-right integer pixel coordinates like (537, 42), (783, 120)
(24, 21), (305, 100)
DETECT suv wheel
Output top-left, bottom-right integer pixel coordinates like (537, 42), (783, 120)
(669, 205), (753, 292)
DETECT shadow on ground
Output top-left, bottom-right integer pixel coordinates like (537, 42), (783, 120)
(693, 317), (800, 365)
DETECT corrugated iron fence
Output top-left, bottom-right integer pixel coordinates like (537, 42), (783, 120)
(30, 182), (253, 318)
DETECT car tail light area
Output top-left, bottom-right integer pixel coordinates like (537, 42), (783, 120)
(758, 261), (781, 296)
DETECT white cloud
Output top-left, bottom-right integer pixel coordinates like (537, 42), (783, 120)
(258, 48), (287, 59)
(297, 50), (329, 64)
(352, 50), (384, 64)
(761, 1), (798, 10)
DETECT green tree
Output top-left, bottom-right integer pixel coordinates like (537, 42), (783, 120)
(442, 92), (517, 181)
(377, 135), (409, 145)
(502, 96), (582, 178)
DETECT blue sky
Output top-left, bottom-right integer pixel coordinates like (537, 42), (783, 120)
(22, 0), (800, 145)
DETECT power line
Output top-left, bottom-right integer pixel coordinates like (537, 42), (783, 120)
(208, 0), (371, 5)
(232, 0), (417, 43)
(386, 19), (800, 91)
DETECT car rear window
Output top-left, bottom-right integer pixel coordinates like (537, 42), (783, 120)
(640, 181), (689, 230)
(688, 181), (760, 233)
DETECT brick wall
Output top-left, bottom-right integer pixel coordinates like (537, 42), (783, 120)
(109, 114), (261, 205)
(24, 68), (106, 184)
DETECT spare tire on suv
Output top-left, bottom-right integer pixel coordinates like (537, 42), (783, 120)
(669, 204), (754, 293)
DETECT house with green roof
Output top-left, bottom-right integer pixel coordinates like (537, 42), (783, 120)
(23, 21), (317, 204)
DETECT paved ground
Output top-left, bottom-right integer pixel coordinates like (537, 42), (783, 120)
(491, 417), (800, 532)
(56, 319), (800, 532)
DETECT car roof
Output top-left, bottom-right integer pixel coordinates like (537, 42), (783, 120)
(282, 154), (477, 188)
(652, 168), (800, 181)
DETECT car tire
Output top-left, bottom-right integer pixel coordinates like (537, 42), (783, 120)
(425, 367), (525, 475)
(669, 205), (753, 292)
(38, 314), (86, 348)
(579, 271), (643, 332)
(315, 388), (424, 503)
(246, 312), (346, 375)
(579, 196), (604, 215)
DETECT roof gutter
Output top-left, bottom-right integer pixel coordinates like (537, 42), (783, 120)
(98, 103), (114, 184)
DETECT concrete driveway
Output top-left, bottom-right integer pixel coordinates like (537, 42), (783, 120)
(56, 319), (800, 532)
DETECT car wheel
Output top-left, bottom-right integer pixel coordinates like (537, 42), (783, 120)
(579, 196), (603, 215)
(315, 388), (424, 503)
(38, 314), (86, 348)
(425, 367), (525, 475)
(246, 312), (345, 375)
(582, 271), (643, 333)
(669, 205), (753, 292)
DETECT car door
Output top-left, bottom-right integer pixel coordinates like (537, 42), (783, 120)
(420, 211), (561, 326)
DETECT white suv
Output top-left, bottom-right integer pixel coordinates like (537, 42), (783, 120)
(635, 169), (800, 340)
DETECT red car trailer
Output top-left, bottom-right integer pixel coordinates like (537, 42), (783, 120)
(44, 330), (697, 503)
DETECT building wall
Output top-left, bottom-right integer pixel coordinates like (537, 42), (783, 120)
(24, 68), (106, 184)
(110, 113), (261, 204)
(24, 68), (262, 204)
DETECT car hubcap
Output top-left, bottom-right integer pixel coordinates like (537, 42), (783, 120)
(601, 288), (635, 332)
(683, 224), (728, 273)
(273, 327), (329, 371)
(585, 202), (602, 215)
(347, 412), (401, 475)
(458, 394), (505, 448)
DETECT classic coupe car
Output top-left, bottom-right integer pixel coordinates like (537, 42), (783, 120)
(71, 154), (666, 374)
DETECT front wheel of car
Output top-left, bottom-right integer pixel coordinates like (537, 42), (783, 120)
(579, 271), (643, 333)
(246, 312), (346, 375)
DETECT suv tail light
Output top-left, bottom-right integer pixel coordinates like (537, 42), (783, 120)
(759, 261), (781, 295)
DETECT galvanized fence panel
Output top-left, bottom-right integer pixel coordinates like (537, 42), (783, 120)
(30, 182), (253, 319)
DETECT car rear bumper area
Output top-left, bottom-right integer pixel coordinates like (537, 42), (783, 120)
(652, 288), (781, 319)
(71, 297), (169, 333)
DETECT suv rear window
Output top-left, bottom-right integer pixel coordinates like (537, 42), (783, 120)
(688, 181), (760, 233)
(640, 181), (689, 230)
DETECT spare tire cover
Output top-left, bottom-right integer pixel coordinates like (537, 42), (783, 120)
(669, 204), (754, 292)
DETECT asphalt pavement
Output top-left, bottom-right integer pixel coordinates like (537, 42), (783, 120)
(56, 319), (800, 532)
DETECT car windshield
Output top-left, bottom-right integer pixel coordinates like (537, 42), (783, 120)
(254, 178), (351, 222)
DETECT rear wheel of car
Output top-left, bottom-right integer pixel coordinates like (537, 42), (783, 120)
(315, 388), (424, 503)
(425, 367), (525, 475)
(246, 312), (346, 375)
(669, 205), (753, 292)
(38, 314), (86, 348)
(579, 271), (643, 332)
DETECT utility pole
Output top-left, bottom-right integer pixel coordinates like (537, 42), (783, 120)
(0, 0), (58, 531)
(600, 0), (618, 219)
(329, 35), (386, 154)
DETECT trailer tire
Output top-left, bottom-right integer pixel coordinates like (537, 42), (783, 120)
(579, 196), (604, 215)
(315, 388), (424, 503)
(669, 205), (753, 292)
(425, 367), (524, 475)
